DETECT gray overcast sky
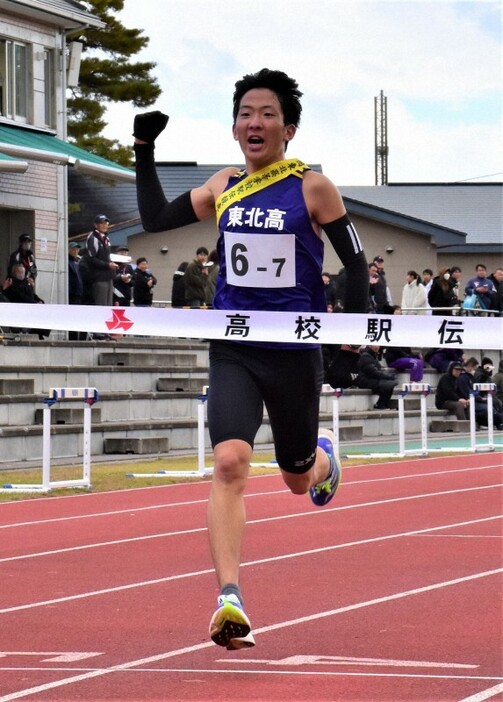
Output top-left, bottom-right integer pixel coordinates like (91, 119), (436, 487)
(103, 0), (502, 186)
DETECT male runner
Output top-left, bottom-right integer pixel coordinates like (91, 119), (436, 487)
(133, 68), (369, 649)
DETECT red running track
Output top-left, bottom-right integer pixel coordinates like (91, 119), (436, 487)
(0, 452), (502, 701)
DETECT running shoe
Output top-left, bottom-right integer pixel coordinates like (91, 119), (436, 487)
(209, 594), (255, 649)
(309, 428), (342, 507)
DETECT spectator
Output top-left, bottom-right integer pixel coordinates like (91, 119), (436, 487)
(428, 267), (457, 315)
(322, 271), (337, 312)
(474, 357), (503, 415)
(357, 344), (398, 409)
(368, 262), (387, 313)
(1, 263), (49, 339)
(464, 264), (496, 311)
(68, 242), (86, 341)
(421, 269), (434, 314)
(492, 358), (503, 403)
(77, 248), (94, 305)
(435, 361), (469, 420)
(372, 255), (392, 310)
(422, 268), (434, 295)
(332, 266), (346, 311)
(457, 357), (503, 429)
(384, 346), (424, 382)
(68, 243), (83, 304)
(8, 234), (37, 281)
(400, 270), (429, 314)
(171, 261), (188, 307)
(84, 214), (118, 306)
(450, 266), (463, 305)
(424, 347), (465, 374)
(113, 245), (135, 307)
(204, 249), (220, 307)
(133, 257), (157, 307)
(184, 246), (209, 308)
(488, 267), (503, 314)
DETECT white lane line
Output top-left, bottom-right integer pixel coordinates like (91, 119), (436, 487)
(459, 683), (503, 701)
(1, 463), (501, 530)
(2, 483), (502, 564)
(0, 567), (501, 702)
(0, 666), (502, 682)
(0, 514), (501, 614)
(219, 653), (479, 668)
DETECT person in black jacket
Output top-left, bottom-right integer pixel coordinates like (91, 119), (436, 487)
(435, 361), (469, 419)
(2, 263), (49, 338)
(357, 345), (398, 409)
(68, 242), (86, 341)
(428, 267), (457, 315)
(8, 234), (37, 281)
(171, 261), (188, 307)
(112, 245), (135, 307)
(457, 357), (503, 429)
(133, 257), (157, 307)
(85, 214), (118, 305)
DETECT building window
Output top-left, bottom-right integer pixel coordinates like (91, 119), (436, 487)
(0, 39), (29, 120)
(44, 48), (55, 127)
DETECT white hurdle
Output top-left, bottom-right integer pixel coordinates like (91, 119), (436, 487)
(126, 386), (214, 479)
(398, 383), (432, 457)
(1, 387), (98, 492)
(469, 382), (496, 453)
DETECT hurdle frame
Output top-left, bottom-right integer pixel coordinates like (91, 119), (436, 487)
(469, 382), (496, 453)
(1, 387), (98, 493)
(126, 385), (277, 479)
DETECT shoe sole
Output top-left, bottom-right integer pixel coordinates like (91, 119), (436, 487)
(209, 601), (251, 647)
(226, 631), (256, 650)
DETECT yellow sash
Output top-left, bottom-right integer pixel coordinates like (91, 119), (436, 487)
(215, 158), (310, 226)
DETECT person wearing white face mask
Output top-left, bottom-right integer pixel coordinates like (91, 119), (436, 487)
(427, 266), (458, 315)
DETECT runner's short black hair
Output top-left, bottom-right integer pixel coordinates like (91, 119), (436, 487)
(233, 68), (303, 127)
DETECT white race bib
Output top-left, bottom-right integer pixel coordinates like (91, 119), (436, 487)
(224, 232), (296, 288)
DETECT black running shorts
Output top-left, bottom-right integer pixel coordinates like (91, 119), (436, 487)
(208, 340), (324, 474)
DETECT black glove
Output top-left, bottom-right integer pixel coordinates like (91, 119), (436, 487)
(133, 111), (169, 143)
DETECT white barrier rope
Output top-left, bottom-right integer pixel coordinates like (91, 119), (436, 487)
(0, 303), (502, 348)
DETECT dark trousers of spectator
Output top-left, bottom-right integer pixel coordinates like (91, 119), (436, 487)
(373, 380), (397, 409)
(92, 280), (114, 306)
(438, 400), (469, 420)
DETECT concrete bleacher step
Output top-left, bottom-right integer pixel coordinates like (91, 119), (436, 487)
(0, 379), (35, 394)
(104, 437), (169, 454)
(430, 419), (471, 433)
(156, 378), (207, 392)
(98, 352), (198, 367)
(34, 407), (102, 425)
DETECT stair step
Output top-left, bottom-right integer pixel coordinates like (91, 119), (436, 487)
(104, 437), (169, 454)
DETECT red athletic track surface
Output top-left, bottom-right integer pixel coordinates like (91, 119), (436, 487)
(0, 452), (502, 702)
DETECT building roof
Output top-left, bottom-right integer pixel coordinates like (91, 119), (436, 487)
(0, 0), (104, 28)
(68, 165), (502, 254)
(0, 124), (136, 182)
(339, 183), (502, 247)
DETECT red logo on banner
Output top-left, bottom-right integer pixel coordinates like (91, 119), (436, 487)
(105, 309), (134, 331)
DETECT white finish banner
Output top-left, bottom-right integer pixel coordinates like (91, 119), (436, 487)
(0, 304), (501, 349)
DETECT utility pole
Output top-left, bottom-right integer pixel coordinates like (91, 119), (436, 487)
(374, 90), (389, 185)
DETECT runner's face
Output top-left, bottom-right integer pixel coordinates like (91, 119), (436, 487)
(233, 88), (296, 170)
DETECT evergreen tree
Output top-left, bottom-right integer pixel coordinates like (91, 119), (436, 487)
(67, 0), (161, 166)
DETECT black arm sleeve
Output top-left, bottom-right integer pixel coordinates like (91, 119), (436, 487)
(134, 143), (199, 232)
(321, 214), (369, 313)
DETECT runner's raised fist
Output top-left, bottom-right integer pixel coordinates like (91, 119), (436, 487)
(133, 111), (169, 143)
